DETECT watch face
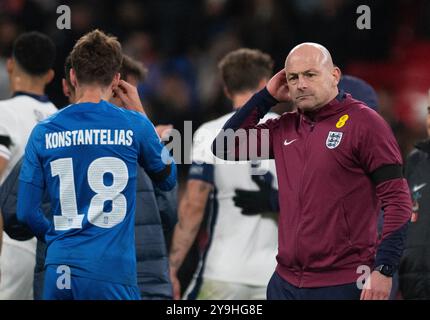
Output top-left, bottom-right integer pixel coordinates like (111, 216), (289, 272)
(380, 265), (394, 276)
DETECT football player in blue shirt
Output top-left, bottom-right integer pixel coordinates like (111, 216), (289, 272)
(16, 29), (177, 300)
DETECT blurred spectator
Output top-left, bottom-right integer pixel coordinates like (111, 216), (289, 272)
(398, 96), (430, 299)
(0, 31), (57, 300)
(338, 74), (379, 111)
(0, 16), (20, 99)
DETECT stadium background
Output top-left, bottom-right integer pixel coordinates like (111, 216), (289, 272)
(1, 0), (429, 294)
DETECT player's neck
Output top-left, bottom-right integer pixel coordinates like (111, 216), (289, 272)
(232, 91), (254, 110)
(11, 74), (45, 96)
(75, 85), (112, 104)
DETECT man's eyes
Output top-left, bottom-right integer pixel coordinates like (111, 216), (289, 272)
(288, 73), (316, 81)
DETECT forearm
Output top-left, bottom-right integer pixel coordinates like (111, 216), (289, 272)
(212, 88), (277, 161)
(223, 87), (277, 131)
(169, 180), (212, 274)
(375, 178), (412, 267)
(169, 199), (206, 274)
(0, 156), (8, 182)
(0, 212), (3, 255)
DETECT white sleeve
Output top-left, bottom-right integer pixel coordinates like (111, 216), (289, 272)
(191, 124), (217, 165)
(0, 119), (12, 160)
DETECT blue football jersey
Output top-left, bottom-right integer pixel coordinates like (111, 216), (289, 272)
(19, 100), (176, 286)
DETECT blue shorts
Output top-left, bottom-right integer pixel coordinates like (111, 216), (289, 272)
(43, 265), (140, 300)
(267, 271), (361, 300)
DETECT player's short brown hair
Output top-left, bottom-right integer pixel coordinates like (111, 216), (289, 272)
(70, 29), (122, 87)
(218, 48), (274, 95)
(120, 55), (148, 83)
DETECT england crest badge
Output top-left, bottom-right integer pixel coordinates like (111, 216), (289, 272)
(326, 131), (343, 149)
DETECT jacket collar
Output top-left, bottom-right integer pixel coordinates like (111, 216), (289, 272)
(299, 90), (351, 122)
(415, 139), (430, 154)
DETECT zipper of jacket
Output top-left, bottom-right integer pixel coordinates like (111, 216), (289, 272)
(295, 118), (315, 287)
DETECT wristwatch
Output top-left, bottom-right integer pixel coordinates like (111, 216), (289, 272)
(374, 264), (395, 277)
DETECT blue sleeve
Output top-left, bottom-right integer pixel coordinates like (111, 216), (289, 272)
(17, 181), (49, 242)
(17, 126), (49, 241)
(19, 127), (45, 188)
(134, 114), (177, 191)
(374, 223), (408, 269)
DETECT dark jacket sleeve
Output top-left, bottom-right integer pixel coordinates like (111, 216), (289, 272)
(154, 184), (178, 232)
(211, 87), (279, 161)
(374, 179), (411, 268)
(154, 184), (178, 247)
(0, 158), (34, 241)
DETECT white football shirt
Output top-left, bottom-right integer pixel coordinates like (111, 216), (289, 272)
(0, 93), (57, 263)
(188, 111), (279, 287)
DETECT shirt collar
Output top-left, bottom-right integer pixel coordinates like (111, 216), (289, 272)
(13, 91), (51, 103)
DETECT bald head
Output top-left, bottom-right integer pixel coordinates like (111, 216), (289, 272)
(284, 42), (340, 112)
(286, 43), (334, 70)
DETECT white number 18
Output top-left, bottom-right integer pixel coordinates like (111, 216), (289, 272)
(50, 157), (129, 230)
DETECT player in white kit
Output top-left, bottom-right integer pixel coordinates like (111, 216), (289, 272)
(0, 32), (57, 299)
(169, 48), (279, 300)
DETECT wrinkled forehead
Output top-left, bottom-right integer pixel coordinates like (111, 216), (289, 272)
(284, 54), (326, 74)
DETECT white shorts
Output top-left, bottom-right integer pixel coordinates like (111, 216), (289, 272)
(185, 278), (267, 300)
(0, 235), (36, 300)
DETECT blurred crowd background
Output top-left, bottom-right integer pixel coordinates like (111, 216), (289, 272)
(1, 0), (430, 179)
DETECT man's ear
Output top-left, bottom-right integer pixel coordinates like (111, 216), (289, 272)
(223, 86), (232, 101)
(44, 69), (55, 85)
(332, 67), (341, 86)
(62, 78), (70, 97)
(112, 73), (120, 89)
(6, 58), (14, 75)
(70, 68), (78, 87)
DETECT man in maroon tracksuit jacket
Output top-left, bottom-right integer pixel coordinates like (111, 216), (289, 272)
(212, 43), (412, 300)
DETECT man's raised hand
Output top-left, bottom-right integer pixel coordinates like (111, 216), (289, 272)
(266, 69), (290, 102)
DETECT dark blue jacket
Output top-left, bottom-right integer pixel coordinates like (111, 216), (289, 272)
(0, 158), (177, 299)
(399, 140), (430, 299)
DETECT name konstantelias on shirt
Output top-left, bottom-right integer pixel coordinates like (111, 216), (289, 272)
(45, 129), (134, 149)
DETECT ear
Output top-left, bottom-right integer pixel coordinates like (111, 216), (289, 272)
(44, 69), (55, 85)
(111, 72), (120, 89)
(62, 78), (70, 98)
(223, 86), (232, 101)
(6, 58), (13, 75)
(70, 68), (78, 88)
(332, 67), (341, 86)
